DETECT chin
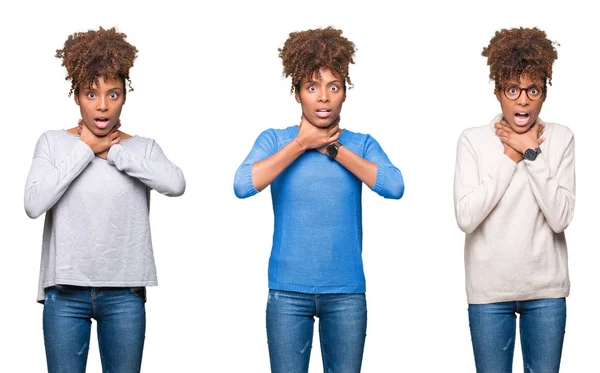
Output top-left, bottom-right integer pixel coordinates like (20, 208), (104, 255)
(90, 128), (108, 136)
(504, 118), (533, 134)
(93, 124), (117, 136)
(311, 118), (336, 128)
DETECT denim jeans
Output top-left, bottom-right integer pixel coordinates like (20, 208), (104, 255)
(266, 289), (367, 373)
(468, 298), (566, 373)
(43, 285), (146, 373)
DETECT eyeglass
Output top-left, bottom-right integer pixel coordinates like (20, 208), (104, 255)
(502, 85), (546, 101)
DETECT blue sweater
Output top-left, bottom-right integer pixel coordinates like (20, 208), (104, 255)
(234, 125), (403, 294)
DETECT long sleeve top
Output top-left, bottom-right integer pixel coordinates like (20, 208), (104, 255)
(454, 114), (575, 304)
(234, 125), (404, 294)
(25, 130), (185, 302)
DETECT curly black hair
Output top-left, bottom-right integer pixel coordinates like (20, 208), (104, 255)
(482, 27), (558, 89)
(56, 26), (138, 96)
(279, 26), (356, 93)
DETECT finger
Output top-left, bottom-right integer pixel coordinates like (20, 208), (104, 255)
(78, 119), (83, 128)
(538, 123), (545, 133)
(496, 131), (510, 140)
(328, 124), (340, 136)
(496, 122), (510, 132)
(329, 132), (340, 142)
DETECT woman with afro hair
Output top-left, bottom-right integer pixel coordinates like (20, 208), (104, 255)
(234, 27), (404, 373)
(453, 27), (574, 372)
(24, 27), (185, 372)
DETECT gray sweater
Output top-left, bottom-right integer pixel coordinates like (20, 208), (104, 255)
(25, 130), (185, 302)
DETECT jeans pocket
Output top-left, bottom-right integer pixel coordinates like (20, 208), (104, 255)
(130, 287), (147, 303)
(54, 284), (83, 294)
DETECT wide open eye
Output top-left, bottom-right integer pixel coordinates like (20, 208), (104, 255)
(528, 86), (541, 98)
(109, 92), (119, 99)
(87, 92), (96, 99)
(329, 85), (339, 92)
(308, 85), (317, 92)
(505, 86), (519, 98)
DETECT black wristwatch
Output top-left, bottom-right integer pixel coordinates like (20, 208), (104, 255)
(523, 147), (542, 161)
(326, 142), (342, 160)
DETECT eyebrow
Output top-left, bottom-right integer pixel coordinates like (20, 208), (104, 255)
(505, 83), (543, 88)
(82, 86), (123, 92)
(304, 80), (343, 85)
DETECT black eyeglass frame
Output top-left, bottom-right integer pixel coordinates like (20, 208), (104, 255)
(500, 84), (547, 101)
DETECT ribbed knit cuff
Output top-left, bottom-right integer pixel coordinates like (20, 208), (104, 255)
(106, 144), (124, 166)
(234, 163), (259, 198)
(75, 140), (96, 161)
(371, 165), (384, 194)
(499, 153), (519, 177)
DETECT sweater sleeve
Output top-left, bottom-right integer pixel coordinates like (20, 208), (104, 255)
(364, 135), (404, 199)
(24, 132), (95, 219)
(106, 140), (186, 197)
(233, 129), (279, 199)
(453, 133), (518, 234)
(523, 133), (575, 233)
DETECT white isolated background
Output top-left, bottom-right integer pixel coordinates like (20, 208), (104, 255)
(0, 0), (598, 371)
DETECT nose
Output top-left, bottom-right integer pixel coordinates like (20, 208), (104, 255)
(318, 88), (329, 103)
(517, 89), (530, 106)
(97, 96), (109, 112)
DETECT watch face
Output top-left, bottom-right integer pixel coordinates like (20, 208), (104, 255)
(326, 143), (338, 158)
(524, 148), (537, 161)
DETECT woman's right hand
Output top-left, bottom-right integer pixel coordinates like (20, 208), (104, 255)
(79, 121), (121, 157)
(295, 115), (340, 150)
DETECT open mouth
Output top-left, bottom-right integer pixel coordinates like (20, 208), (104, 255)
(94, 117), (110, 129)
(514, 112), (530, 126)
(315, 109), (332, 119)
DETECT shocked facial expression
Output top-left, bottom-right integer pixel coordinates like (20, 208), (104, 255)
(75, 77), (125, 136)
(496, 75), (546, 134)
(295, 67), (346, 128)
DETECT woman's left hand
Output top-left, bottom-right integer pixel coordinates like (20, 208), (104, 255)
(315, 116), (341, 155)
(495, 119), (544, 153)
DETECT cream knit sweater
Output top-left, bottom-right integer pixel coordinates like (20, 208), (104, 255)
(454, 114), (575, 304)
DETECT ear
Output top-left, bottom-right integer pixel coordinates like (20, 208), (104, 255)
(74, 93), (80, 106)
(494, 89), (501, 103)
(295, 89), (301, 103)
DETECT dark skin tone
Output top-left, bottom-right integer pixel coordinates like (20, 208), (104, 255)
(66, 77), (132, 159)
(493, 75), (546, 163)
(495, 119), (545, 163)
(252, 68), (378, 191)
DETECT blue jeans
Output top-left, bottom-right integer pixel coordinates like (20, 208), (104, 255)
(468, 298), (566, 373)
(43, 285), (146, 373)
(266, 289), (367, 373)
